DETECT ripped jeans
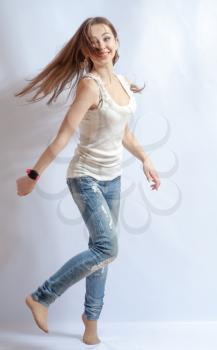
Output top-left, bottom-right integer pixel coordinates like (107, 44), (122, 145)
(31, 175), (121, 320)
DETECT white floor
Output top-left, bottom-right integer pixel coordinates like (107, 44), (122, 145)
(1, 322), (217, 350)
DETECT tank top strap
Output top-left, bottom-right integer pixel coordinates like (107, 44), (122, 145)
(115, 74), (133, 97)
(81, 73), (102, 88)
(81, 73), (107, 102)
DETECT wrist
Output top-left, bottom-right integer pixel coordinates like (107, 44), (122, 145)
(26, 168), (40, 181)
(142, 155), (149, 163)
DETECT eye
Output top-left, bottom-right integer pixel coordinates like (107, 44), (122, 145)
(90, 37), (111, 47)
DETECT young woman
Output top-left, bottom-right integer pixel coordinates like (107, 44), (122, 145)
(15, 16), (160, 345)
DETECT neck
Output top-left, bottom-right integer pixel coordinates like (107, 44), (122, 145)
(90, 66), (116, 85)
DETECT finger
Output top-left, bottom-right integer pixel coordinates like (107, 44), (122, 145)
(149, 175), (156, 184)
(151, 174), (160, 185)
(150, 179), (160, 190)
(155, 181), (160, 190)
(149, 171), (154, 182)
(150, 169), (159, 180)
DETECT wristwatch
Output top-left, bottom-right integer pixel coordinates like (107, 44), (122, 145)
(26, 168), (40, 180)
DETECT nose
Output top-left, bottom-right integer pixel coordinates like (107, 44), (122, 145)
(95, 40), (106, 51)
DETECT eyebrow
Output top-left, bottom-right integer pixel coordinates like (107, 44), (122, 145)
(91, 32), (111, 39)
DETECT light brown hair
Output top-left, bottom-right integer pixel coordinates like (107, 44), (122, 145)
(15, 16), (145, 105)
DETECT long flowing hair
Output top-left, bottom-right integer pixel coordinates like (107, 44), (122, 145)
(15, 16), (145, 105)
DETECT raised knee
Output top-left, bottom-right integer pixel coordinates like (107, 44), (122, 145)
(95, 240), (118, 260)
(107, 241), (118, 259)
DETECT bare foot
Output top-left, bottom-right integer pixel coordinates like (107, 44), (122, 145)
(81, 313), (101, 345)
(25, 295), (49, 333)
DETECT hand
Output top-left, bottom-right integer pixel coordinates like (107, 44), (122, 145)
(16, 175), (37, 196)
(142, 157), (161, 191)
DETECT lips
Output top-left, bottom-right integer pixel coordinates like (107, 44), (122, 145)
(97, 51), (110, 57)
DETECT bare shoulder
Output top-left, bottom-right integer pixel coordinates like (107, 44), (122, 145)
(76, 76), (99, 95)
(74, 76), (100, 107)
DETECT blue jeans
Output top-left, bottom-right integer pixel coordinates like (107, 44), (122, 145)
(31, 175), (121, 320)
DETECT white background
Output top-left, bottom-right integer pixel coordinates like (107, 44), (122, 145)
(1, 0), (217, 326)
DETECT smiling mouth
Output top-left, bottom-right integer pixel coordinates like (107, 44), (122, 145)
(96, 51), (110, 57)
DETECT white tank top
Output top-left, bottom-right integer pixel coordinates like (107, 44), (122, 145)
(66, 72), (137, 180)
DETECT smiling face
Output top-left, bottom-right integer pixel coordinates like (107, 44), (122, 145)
(87, 23), (118, 67)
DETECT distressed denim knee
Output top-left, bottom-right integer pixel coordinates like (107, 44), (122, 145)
(101, 234), (118, 259)
(89, 231), (118, 274)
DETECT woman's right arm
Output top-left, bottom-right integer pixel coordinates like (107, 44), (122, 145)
(16, 78), (99, 196)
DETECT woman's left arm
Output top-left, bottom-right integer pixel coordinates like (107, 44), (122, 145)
(122, 124), (161, 191)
